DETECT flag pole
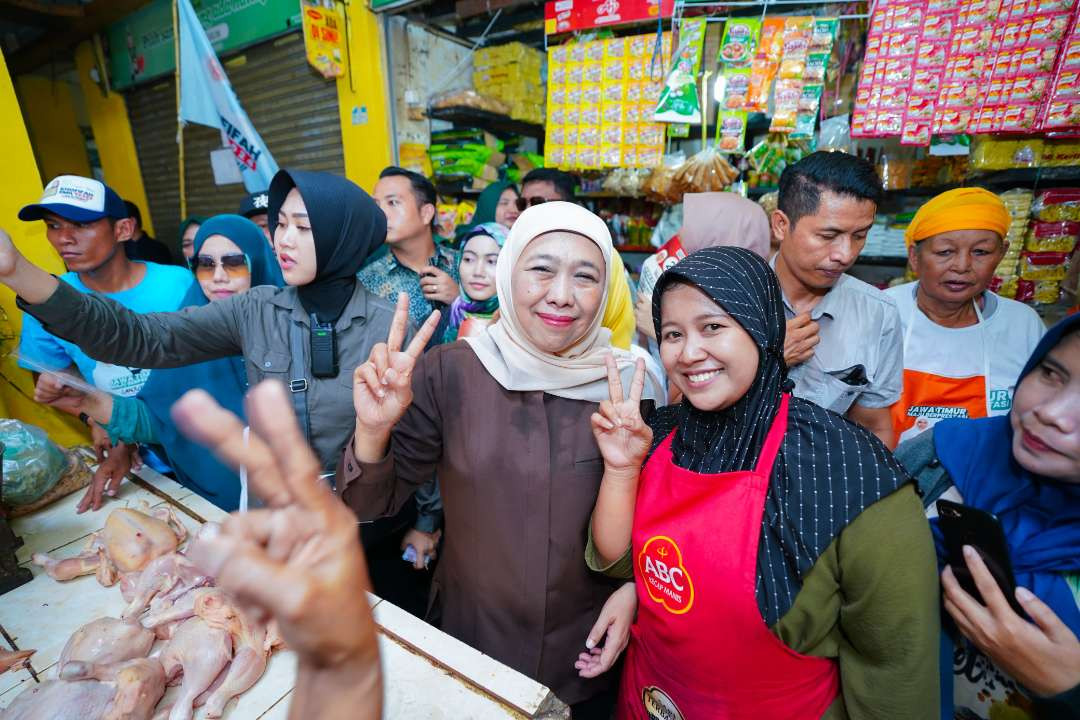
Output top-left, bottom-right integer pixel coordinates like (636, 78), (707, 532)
(173, 0), (186, 220)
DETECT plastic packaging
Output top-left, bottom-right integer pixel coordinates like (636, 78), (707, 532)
(1033, 189), (1080, 222)
(1, 419), (67, 506)
(1025, 221), (1080, 253)
(654, 18), (708, 123)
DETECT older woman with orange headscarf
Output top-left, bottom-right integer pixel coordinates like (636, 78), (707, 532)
(884, 188), (1045, 445)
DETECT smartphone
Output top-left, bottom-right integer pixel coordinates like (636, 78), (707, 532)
(936, 500), (1024, 616)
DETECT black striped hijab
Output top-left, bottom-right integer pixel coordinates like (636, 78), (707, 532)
(649, 247), (910, 624)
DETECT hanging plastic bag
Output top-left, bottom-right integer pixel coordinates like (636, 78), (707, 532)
(1, 419), (67, 506)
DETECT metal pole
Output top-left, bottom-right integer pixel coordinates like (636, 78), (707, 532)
(173, 0), (187, 220)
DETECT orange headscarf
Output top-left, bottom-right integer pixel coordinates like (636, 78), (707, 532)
(904, 187), (1011, 249)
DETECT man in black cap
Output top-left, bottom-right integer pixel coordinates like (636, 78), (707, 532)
(122, 200), (178, 266)
(238, 190), (271, 244)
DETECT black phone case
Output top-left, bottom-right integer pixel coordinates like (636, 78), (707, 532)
(936, 500), (1025, 616)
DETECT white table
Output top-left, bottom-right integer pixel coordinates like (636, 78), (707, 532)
(0, 465), (569, 719)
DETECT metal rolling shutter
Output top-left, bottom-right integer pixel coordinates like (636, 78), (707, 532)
(126, 31), (344, 251)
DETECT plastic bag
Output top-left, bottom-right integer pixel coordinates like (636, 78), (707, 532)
(671, 146), (740, 195)
(1, 419), (67, 506)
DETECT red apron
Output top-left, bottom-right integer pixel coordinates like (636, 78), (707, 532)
(617, 395), (839, 720)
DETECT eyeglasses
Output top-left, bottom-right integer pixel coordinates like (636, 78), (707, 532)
(193, 253), (249, 278)
(514, 196), (549, 212)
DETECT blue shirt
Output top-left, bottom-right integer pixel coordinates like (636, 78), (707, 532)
(19, 262), (193, 396)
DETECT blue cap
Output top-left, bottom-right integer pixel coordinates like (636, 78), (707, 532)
(19, 175), (129, 223)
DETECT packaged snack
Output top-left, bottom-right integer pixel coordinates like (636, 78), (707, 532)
(654, 17), (707, 124)
(586, 40), (604, 62)
(1033, 189), (1080, 221)
(601, 145), (622, 168)
(719, 18), (761, 66)
(604, 37), (627, 60)
(811, 18), (839, 49)
(798, 83), (824, 112)
(1042, 101), (1080, 129)
(1032, 280), (1062, 305)
(1014, 278), (1035, 303)
(804, 52), (829, 81)
(717, 110), (748, 153)
(718, 68), (752, 109)
(671, 146), (740, 193)
(1025, 221), (1080, 253)
(1019, 251), (1069, 281)
(792, 112), (817, 139)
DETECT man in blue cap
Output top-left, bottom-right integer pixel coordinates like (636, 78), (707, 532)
(17, 175), (193, 512)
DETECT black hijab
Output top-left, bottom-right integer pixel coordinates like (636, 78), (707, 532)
(649, 247), (911, 625)
(267, 169), (386, 323)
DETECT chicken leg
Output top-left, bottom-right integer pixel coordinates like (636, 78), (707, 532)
(158, 617), (231, 720)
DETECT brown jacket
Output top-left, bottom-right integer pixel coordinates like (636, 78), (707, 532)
(338, 342), (646, 706)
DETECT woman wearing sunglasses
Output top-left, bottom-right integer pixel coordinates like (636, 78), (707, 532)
(35, 215), (284, 510)
(0, 169), (406, 483)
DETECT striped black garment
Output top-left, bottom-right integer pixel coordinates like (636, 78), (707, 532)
(649, 247), (910, 625)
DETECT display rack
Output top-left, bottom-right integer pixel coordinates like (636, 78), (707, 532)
(428, 106), (545, 140)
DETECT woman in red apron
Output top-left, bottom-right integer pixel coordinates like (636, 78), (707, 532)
(580, 248), (941, 719)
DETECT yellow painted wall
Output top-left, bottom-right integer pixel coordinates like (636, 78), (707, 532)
(0, 51), (90, 447)
(74, 41), (156, 236)
(336, 3), (393, 193)
(15, 74), (93, 182)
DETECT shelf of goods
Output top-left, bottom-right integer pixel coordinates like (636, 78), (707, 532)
(0, 456), (567, 719)
(428, 106), (544, 140)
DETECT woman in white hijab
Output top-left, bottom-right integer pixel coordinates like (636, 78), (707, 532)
(338, 201), (662, 717)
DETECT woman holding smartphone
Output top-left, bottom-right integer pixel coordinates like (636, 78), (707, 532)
(896, 313), (1080, 720)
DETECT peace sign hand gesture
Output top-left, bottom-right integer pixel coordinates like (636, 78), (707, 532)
(591, 355), (653, 473)
(353, 292), (441, 436)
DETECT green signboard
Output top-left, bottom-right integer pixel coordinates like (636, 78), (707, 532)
(107, 0), (302, 90)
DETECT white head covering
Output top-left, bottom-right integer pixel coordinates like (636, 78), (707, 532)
(464, 201), (664, 403)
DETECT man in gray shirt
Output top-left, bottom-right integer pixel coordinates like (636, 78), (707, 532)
(768, 152), (902, 448)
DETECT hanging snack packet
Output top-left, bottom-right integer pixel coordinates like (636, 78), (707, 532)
(719, 18), (761, 67)
(747, 17), (785, 113)
(654, 18), (708, 124)
(717, 67), (752, 109)
(717, 110), (748, 153)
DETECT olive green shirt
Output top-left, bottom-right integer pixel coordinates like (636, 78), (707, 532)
(586, 485), (940, 719)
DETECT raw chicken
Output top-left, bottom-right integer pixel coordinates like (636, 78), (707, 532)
(32, 505), (187, 586)
(157, 616), (231, 720)
(121, 553), (209, 621)
(192, 589), (280, 718)
(57, 618), (154, 677)
(1, 657), (165, 720)
(142, 588), (201, 641)
(0, 648), (34, 674)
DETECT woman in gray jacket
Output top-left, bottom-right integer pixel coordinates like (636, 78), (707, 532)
(1, 169), (433, 475)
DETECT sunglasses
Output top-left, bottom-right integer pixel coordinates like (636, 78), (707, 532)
(514, 196), (549, 212)
(193, 253), (250, 278)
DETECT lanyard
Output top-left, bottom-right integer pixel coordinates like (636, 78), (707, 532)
(904, 289), (992, 417)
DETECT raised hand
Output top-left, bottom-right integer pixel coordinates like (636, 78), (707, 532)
(591, 355), (653, 473)
(0, 227), (58, 304)
(173, 382), (381, 720)
(352, 292), (441, 437)
(0, 227), (18, 278)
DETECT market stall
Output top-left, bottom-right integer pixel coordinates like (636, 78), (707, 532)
(0, 457), (568, 719)
(374, 0), (1079, 316)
